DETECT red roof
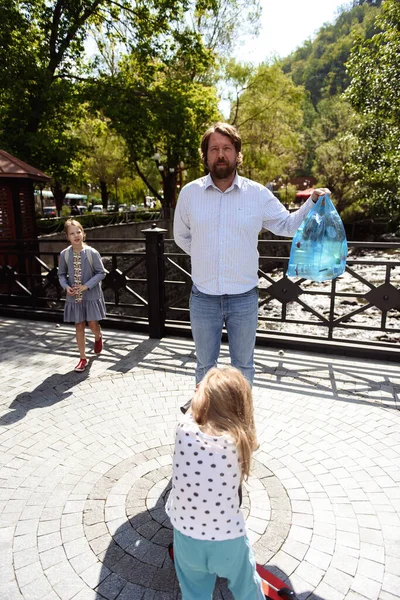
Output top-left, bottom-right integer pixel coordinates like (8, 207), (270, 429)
(295, 187), (314, 199)
(0, 149), (50, 182)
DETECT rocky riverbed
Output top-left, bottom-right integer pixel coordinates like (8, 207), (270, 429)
(258, 247), (400, 344)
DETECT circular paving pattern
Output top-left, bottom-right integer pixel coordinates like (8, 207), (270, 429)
(80, 450), (291, 598)
(3, 358), (400, 600)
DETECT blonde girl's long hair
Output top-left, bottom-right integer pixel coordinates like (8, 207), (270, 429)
(191, 367), (258, 481)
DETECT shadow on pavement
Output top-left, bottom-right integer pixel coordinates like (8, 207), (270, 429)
(117, 336), (399, 410)
(94, 480), (178, 600)
(0, 360), (93, 426)
(92, 481), (315, 600)
(1, 318), (398, 411)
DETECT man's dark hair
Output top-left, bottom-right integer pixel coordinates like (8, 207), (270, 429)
(200, 122), (243, 169)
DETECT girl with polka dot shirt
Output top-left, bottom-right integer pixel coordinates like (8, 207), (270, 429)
(166, 367), (264, 600)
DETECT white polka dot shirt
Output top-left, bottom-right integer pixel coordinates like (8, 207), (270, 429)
(166, 415), (246, 541)
(173, 172), (314, 295)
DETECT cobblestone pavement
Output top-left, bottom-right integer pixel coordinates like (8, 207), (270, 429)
(0, 318), (399, 600)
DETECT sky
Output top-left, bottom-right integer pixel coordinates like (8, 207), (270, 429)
(234, 0), (349, 63)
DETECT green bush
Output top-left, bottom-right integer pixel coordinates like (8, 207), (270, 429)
(37, 209), (162, 234)
(340, 201), (366, 223)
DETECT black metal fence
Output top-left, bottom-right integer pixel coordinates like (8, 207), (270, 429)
(1, 229), (399, 361)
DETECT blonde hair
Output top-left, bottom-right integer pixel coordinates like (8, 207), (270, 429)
(64, 218), (86, 240)
(191, 367), (258, 480)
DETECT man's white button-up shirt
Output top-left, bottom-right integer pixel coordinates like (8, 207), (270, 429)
(173, 172), (314, 295)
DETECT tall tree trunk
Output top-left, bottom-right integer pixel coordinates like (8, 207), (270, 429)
(100, 180), (108, 209)
(163, 171), (177, 218)
(52, 181), (68, 217)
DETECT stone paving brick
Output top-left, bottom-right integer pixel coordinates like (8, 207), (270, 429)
(39, 546), (67, 570)
(288, 525), (313, 545)
(335, 530), (360, 550)
(304, 547), (332, 571)
(379, 592), (400, 600)
(20, 576), (54, 600)
(351, 573), (382, 600)
(358, 557), (385, 583)
(359, 527), (385, 545)
(309, 534), (335, 555)
(324, 566), (354, 594)
(360, 542), (384, 564)
(13, 547), (40, 570)
(1, 319), (400, 599)
(296, 560), (325, 588)
(330, 550), (359, 576)
(292, 512), (314, 529)
(53, 577), (87, 600)
(313, 581), (344, 600)
(281, 538), (309, 562)
(69, 590), (98, 600)
(381, 572), (400, 598)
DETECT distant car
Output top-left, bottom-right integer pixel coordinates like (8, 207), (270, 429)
(92, 205), (103, 213)
(76, 205), (87, 214)
(129, 204), (138, 212)
(107, 204), (116, 212)
(43, 206), (56, 217)
(118, 204), (127, 212)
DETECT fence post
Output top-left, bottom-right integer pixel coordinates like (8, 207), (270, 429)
(142, 224), (167, 338)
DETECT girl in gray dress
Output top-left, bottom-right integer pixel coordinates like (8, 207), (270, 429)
(58, 219), (107, 372)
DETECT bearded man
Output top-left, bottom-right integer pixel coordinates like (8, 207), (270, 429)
(174, 122), (329, 385)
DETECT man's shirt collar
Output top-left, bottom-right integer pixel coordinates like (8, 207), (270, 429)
(204, 172), (242, 192)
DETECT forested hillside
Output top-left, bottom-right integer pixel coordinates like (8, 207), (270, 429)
(281, 0), (383, 107)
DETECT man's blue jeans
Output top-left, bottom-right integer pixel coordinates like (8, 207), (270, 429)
(190, 285), (258, 385)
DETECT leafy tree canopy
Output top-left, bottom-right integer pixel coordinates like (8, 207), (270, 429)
(0, 0), (206, 169)
(91, 0), (260, 211)
(344, 0), (400, 217)
(96, 51), (220, 210)
(227, 61), (306, 184)
(0, 0), (260, 215)
(310, 96), (358, 212)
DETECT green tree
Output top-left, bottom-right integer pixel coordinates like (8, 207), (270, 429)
(345, 0), (400, 218)
(0, 0), (88, 213)
(310, 96), (358, 211)
(75, 114), (129, 208)
(99, 54), (220, 215)
(91, 0), (263, 215)
(228, 62), (307, 184)
(0, 0), (203, 205)
(189, 0), (261, 57)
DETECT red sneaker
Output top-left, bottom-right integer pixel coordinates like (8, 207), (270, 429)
(94, 336), (103, 354)
(74, 358), (88, 372)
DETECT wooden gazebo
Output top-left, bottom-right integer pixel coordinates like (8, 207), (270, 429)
(0, 149), (50, 243)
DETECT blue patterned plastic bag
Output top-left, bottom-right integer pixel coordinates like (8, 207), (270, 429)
(287, 194), (348, 282)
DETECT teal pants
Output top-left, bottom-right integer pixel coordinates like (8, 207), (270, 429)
(173, 529), (264, 600)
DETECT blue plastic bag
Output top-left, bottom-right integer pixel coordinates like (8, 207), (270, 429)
(287, 194), (348, 282)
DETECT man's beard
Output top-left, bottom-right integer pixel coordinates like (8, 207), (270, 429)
(209, 160), (236, 180)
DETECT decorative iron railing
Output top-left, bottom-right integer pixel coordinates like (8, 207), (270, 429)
(0, 230), (399, 360)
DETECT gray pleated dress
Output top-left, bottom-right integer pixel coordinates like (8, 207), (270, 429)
(58, 245), (107, 323)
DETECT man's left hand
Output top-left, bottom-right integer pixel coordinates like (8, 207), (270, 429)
(310, 187), (331, 203)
